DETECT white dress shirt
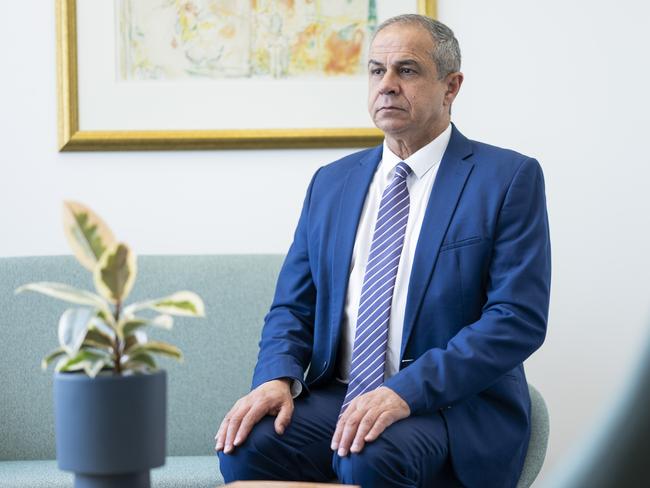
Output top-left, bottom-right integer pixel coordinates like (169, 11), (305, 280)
(337, 124), (452, 383)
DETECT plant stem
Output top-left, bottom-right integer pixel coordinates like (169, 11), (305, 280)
(113, 301), (122, 375)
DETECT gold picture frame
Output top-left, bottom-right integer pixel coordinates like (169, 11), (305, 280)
(56, 0), (437, 151)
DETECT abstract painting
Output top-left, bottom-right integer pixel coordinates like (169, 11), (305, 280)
(118, 0), (377, 81)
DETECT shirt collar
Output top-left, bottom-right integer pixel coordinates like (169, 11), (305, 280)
(380, 123), (452, 180)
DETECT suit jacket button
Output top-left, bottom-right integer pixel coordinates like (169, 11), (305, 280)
(323, 361), (328, 368)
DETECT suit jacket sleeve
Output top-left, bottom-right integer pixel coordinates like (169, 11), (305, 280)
(384, 157), (551, 414)
(250, 169), (321, 392)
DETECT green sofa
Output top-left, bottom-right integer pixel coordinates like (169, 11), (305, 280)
(0, 255), (549, 487)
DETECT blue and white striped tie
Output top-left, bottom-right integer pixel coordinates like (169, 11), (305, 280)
(341, 161), (412, 414)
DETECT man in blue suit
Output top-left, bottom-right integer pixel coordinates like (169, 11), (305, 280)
(216, 14), (550, 488)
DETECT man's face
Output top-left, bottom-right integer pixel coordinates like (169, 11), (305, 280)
(367, 23), (454, 140)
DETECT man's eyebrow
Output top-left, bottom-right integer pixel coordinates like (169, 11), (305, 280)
(394, 59), (421, 67)
(368, 59), (421, 68)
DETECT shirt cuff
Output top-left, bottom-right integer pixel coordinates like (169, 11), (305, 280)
(290, 379), (303, 398)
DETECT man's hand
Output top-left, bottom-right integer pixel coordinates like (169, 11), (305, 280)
(215, 378), (294, 454)
(331, 386), (410, 457)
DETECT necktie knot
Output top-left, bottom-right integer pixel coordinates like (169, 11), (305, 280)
(394, 162), (412, 181)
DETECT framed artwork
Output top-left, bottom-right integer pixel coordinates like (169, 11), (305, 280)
(56, 0), (437, 151)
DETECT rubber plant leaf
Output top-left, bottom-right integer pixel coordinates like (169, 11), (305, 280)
(150, 291), (205, 317)
(62, 201), (116, 271)
(128, 341), (183, 361)
(41, 347), (67, 370)
(120, 318), (148, 337)
(122, 352), (157, 372)
(93, 243), (137, 304)
(55, 349), (112, 378)
(58, 308), (95, 355)
(15, 282), (108, 311)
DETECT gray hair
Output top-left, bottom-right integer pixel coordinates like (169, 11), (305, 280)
(372, 14), (461, 79)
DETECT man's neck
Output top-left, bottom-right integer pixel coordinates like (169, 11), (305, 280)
(385, 122), (450, 160)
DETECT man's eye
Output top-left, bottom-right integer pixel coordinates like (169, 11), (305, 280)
(371, 69), (383, 75)
(400, 68), (414, 74)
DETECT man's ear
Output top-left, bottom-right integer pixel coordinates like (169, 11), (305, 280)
(445, 72), (464, 106)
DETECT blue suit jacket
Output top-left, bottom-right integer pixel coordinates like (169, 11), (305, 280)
(252, 125), (551, 488)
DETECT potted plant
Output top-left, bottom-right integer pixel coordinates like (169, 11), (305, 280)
(16, 201), (205, 488)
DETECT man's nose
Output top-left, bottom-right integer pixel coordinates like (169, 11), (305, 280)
(378, 71), (399, 95)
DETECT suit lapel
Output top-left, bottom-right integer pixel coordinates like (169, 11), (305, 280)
(400, 125), (475, 357)
(330, 145), (382, 334)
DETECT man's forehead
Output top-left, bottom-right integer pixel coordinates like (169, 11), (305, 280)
(368, 44), (432, 64)
(369, 46), (427, 58)
(369, 24), (433, 58)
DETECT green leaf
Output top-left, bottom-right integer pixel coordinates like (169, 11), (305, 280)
(96, 308), (117, 328)
(55, 349), (112, 378)
(123, 352), (157, 372)
(129, 341), (183, 362)
(15, 282), (108, 310)
(82, 339), (113, 352)
(149, 291), (205, 317)
(41, 347), (67, 370)
(124, 334), (138, 353)
(85, 327), (114, 347)
(85, 360), (107, 378)
(62, 201), (117, 271)
(122, 301), (148, 316)
(124, 330), (147, 354)
(121, 319), (148, 337)
(93, 243), (137, 304)
(58, 308), (95, 355)
(116, 313), (173, 340)
(82, 327), (115, 352)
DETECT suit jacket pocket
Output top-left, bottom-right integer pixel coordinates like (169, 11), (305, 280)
(439, 236), (482, 252)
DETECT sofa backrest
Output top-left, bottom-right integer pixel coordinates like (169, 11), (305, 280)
(0, 255), (284, 461)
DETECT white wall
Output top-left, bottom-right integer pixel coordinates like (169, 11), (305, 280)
(2, 0), (649, 484)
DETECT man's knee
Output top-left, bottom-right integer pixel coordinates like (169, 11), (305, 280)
(218, 418), (279, 481)
(333, 442), (398, 487)
(333, 435), (454, 488)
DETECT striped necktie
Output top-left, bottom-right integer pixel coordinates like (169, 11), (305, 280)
(341, 161), (412, 413)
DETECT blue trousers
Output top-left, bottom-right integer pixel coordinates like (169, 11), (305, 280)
(218, 382), (461, 488)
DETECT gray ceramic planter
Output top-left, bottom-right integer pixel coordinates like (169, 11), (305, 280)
(53, 370), (166, 488)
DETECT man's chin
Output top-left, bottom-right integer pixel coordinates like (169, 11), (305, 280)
(374, 121), (410, 137)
